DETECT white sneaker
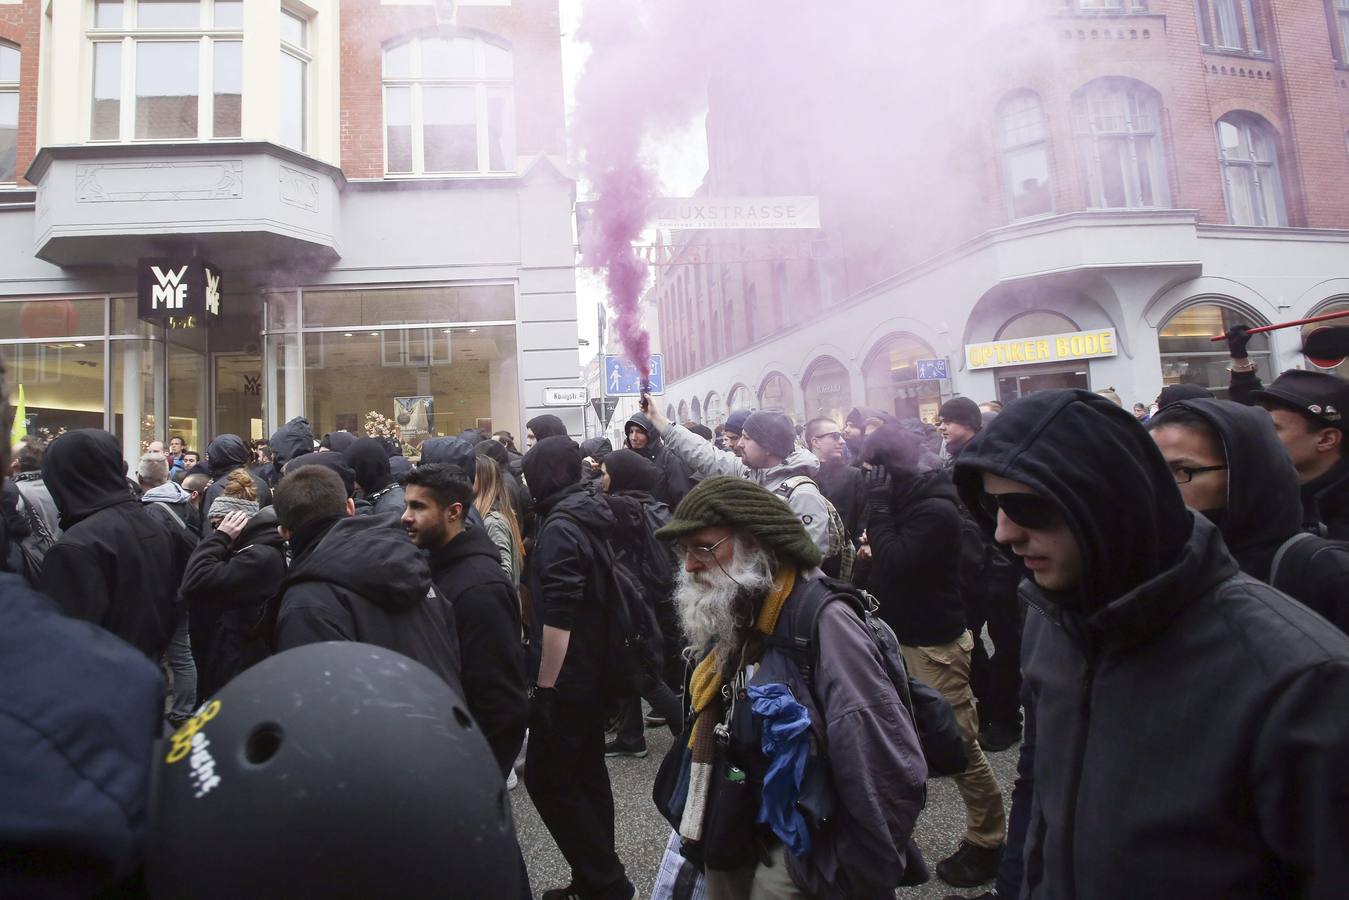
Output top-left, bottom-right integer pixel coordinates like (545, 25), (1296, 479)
(507, 768), (519, 790)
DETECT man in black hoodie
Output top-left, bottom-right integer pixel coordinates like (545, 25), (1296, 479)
(264, 416), (314, 487)
(522, 435), (634, 900)
(526, 413), (569, 448)
(271, 466), (462, 693)
(861, 424), (1006, 888)
(953, 389), (1349, 899)
(1148, 398), (1349, 633)
(344, 436), (405, 517)
(402, 463), (526, 776)
(199, 433), (272, 535)
(38, 430), (185, 659)
(622, 411), (693, 510)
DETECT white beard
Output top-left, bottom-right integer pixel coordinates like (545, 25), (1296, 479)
(673, 537), (777, 655)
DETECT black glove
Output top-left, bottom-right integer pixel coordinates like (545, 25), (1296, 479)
(528, 685), (557, 734)
(1223, 324), (1253, 360)
(863, 466), (893, 507)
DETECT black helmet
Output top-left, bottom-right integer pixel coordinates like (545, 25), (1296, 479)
(147, 643), (520, 899)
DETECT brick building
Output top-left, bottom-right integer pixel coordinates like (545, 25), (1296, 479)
(656, 0), (1349, 427)
(0, 0), (581, 464)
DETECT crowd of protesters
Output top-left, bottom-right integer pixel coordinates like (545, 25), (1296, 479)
(2, 327), (1349, 900)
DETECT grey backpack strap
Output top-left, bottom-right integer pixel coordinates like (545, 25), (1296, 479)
(1269, 532), (1318, 588)
(151, 501), (187, 531)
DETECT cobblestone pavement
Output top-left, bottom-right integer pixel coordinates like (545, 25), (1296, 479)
(514, 719), (1020, 899)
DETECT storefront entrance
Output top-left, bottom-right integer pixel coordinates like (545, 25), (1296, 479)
(213, 353), (264, 442)
(996, 365), (1089, 405)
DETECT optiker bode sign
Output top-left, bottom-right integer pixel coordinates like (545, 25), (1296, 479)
(966, 328), (1118, 371)
(137, 258), (222, 327)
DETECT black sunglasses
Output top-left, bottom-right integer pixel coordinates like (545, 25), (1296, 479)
(979, 491), (1060, 529)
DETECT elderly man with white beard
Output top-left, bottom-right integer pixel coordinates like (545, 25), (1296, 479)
(653, 475), (928, 900)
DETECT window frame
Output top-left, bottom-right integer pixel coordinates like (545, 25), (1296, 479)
(1334, 0), (1349, 64)
(381, 32), (516, 177)
(86, 0), (245, 143)
(279, 6), (311, 152)
(997, 90), (1055, 221)
(0, 41), (19, 186)
(1215, 112), (1286, 227)
(1196, 0), (1266, 55)
(1071, 78), (1172, 210)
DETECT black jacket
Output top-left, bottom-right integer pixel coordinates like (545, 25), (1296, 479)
(817, 459), (867, 543)
(623, 412), (693, 509)
(274, 513), (463, 692)
(181, 507), (286, 699)
(523, 437), (614, 701)
(954, 389), (1349, 899)
(266, 416), (315, 486)
(39, 430), (185, 659)
(0, 573), (164, 898)
(865, 468), (967, 646)
(200, 434), (272, 535)
(1167, 399), (1349, 630)
(426, 523), (527, 776)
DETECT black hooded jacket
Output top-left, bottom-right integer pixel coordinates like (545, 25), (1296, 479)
(200, 434), (272, 535)
(38, 430), (184, 659)
(274, 513), (462, 691)
(267, 416), (315, 486)
(526, 414), (568, 442)
(426, 523), (526, 776)
(180, 506), (286, 699)
(623, 412), (693, 509)
(1302, 457), (1349, 540)
(344, 437), (405, 516)
(1159, 400), (1349, 630)
(523, 437), (614, 700)
(953, 389), (1349, 899)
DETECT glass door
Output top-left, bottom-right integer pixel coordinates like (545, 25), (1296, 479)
(213, 352), (264, 442)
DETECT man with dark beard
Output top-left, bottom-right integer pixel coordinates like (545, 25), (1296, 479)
(654, 476), (927, 900)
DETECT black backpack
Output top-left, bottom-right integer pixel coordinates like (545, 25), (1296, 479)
(553, 510), (665, 702)
(13, 491), (56, 587)
(765, 574), (968, 778)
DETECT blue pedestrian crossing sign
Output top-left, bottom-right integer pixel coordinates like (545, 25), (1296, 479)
(916, 358), (950, 381)
(604, 354), (664, 396)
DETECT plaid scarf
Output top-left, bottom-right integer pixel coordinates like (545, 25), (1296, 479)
(679, 568), (796, 843)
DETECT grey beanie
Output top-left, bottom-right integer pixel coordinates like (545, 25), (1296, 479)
(741, 411), (797, 460)
(208, 495), (260, 521)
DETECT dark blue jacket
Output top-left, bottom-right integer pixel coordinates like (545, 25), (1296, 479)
(0, 573), (164, 897)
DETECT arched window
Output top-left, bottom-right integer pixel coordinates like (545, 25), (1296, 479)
(690, 396), (702, 424)
(727, 383), (753, 413)
(801, 356), (852, 426)
(1071, 78), (1170, 209)
(0, 42), (17, 184)
(862, 333), (942, 422)
(678, 400), (689, 424)
(383, 33), (515, 175)
(1216, 113), (1285, 227)
(757, 372), (798, 422)
(704, 391), (724, 426)
(1158, 302), (1272, 398)
(666, 404), (676, 423)
(998, 91), (1053, 220)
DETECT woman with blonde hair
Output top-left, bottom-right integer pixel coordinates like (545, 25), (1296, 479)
(473, 455), (524, 587)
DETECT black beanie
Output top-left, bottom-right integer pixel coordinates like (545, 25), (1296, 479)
(938, 397), (983, 432)
(602, 448), (658, 494)
(724, 409), (752, 436)
(741, 411), (797, 459)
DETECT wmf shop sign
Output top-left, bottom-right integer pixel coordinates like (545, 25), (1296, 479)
(137, 258), (223, 328)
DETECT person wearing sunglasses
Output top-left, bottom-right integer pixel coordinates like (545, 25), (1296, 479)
(804, 416), (868, 566)
(860, 422), (1008, 889)
(953, 388), (1349, 900)
(1148, 399), (1349, 635)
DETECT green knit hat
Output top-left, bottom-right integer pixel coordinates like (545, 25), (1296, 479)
(655, 475), (823, 569)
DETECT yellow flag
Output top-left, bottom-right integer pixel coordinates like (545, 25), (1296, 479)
(10, 383), (26, 447)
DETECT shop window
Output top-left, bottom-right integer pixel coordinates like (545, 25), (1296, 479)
(727, 383), (752, 413)
(382, 33), (515, 176)
(1217, 113), (1285, 226)
(1158, 303), (1272, 398)
(993, 311), (1092, 404)
(998, 91), (1053, 220)
(0, 42), (17, 184)
(280, 7), (309, 151)
(88, 0), (245, 141)
(704, 391), (724, 426)
(300, 284), (515, 328)
(757, 372), (798, 422)
(1302, 300), (1349, 378)
(801, 356), (851, 426)
(1071, 78), (1170, 209)
(0, 341), (107, 437)
(862, 333), (941, 423)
